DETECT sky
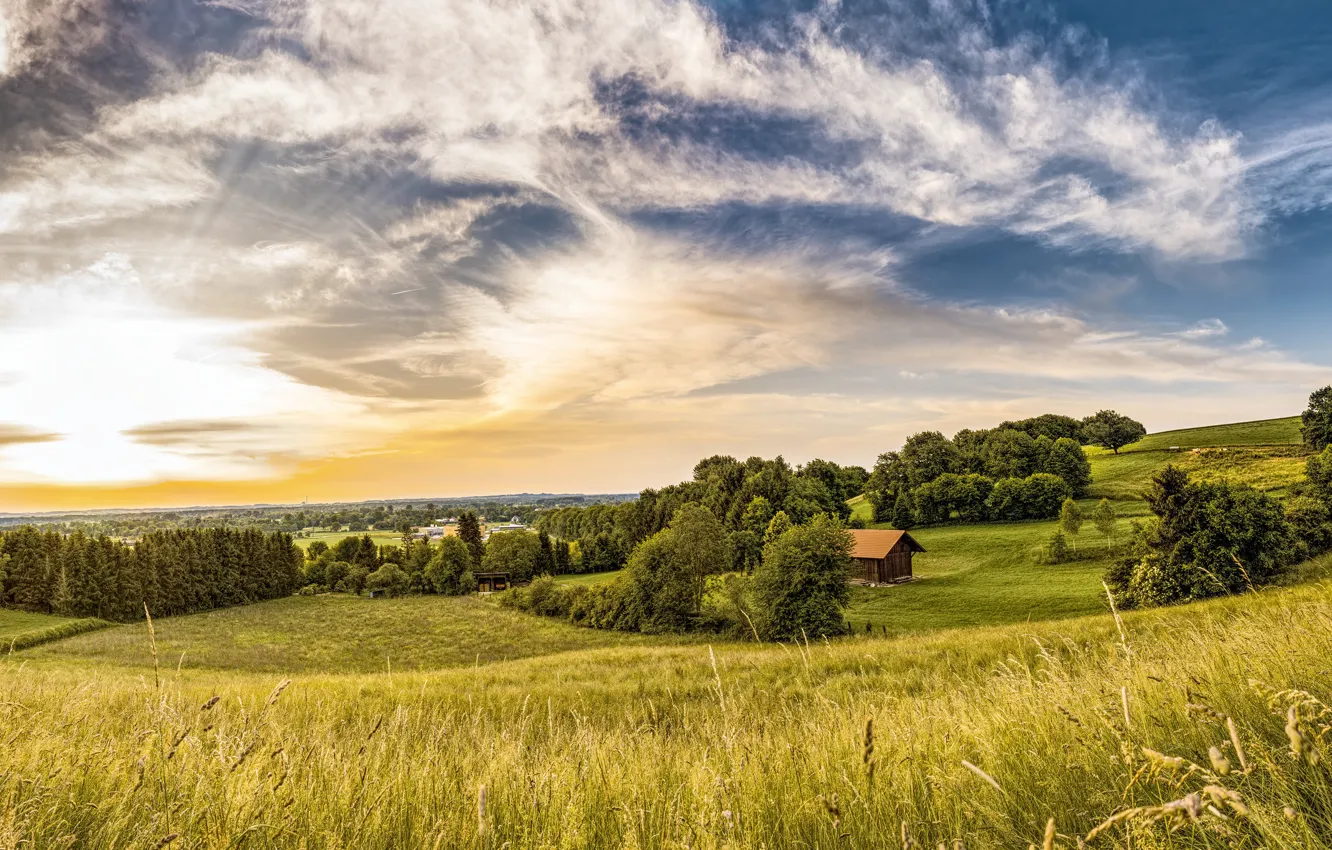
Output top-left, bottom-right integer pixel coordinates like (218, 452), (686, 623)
(0, 0), (1330, 511)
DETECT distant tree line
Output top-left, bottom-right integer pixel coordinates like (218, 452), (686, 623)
(505, 504), (855, 641)
(864, 411), (1144, 527)
(534, 456), (868, 576)
(3, 495), (627, 542)
(0, 527), (303, 621)
(298, 509), (567, 597)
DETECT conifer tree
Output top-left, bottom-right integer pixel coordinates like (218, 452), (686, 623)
(457, 510), (485, 565)
(891, 491), (914, 529)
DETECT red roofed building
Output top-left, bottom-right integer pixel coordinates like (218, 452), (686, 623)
(847, 529), (924, 584)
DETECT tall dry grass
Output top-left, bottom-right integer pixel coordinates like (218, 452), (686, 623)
(3, 580), (1332, 848)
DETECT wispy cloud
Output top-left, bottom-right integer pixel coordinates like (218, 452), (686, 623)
(0, 0), (1326, 499)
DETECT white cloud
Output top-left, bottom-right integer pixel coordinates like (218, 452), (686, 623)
(77, 0), (1253, 259)
(0, 255), (386, 485)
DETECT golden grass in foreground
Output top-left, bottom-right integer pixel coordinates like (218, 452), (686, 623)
(4, 577), (1332, 848)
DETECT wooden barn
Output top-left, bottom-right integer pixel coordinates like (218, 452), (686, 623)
(848, 529), (924, 584)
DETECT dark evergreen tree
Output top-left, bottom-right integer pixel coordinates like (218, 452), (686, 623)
(457, 510), (485, 565)
(891, 491), (915, 529)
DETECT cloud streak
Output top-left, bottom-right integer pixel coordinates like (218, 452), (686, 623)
(0, 0), (1326, 500)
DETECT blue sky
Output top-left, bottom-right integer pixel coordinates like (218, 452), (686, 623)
(0, 0), (1329, 506)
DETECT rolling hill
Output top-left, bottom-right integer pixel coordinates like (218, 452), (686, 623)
(4, 414), (1330, 848)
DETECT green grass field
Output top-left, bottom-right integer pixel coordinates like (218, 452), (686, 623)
(294, 529), (403, 550)
(844, 518), (1128, 636)
(552, 569), (624, 587)
(844, 416), (1311, 636)
(27, 594), (666, 674)
(5, 565), (1332, 847)
(1085, 416), (1305, 501)
(1122, 416), (1302, 452)
(0, 609), (109, 651)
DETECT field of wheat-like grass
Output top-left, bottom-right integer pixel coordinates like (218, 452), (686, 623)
(5, 562), (1332, 849)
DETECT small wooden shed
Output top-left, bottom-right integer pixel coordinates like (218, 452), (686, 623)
(848, 529), (924, 584)
(475, 572), (511, 593)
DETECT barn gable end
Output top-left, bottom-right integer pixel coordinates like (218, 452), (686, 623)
(847, 529), (924, 584)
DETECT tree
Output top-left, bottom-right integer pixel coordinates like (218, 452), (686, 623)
(481, 531), (542, 582)
(306, 540), (329, 561)
(1081, 410), (1146, 455)
(982, 429), (1037, 479)
(325, 560), (351, 590)
(1046, 531), (1072, 564)
(1059, 498), (1083, 553)
(457, 510), (485, 565)
(426, 536), (476, 595)
(536, 529), (555, 576)
(621, 504), (731, 633)
(765, 511), (791, 544)
(1306, 445), (1332, 503)
(1092, 499), (1117, 549)
(553, 539), (572, 575)
(1301, 386), (1332, 450)
(997, 413), (1085, 443)
(891, 491), (914, 529)
(365, 562), (409, 597)
(751, 514), (853, 641)
(865, 451), (907, 522)
(899, 432), (961, 488)
(1045, 438), (1092, 496)
(740, 496), (774, 537)
(1023, 474), (1073, 519)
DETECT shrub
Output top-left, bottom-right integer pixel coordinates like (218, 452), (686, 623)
(1022, 473), (1072, 519)
(1108, 466), (1295, 608)
(1045, 531), (1072, 564)
(751, 514), (853, 641)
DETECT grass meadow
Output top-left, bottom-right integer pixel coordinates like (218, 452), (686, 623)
(0, 609), (108, 651)
(26, 594), (666, 674)
(4, 566), (1332, 848)
(293, 530), (404, 551)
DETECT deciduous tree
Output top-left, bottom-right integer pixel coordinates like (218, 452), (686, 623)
(1081, 410), (1147, 455)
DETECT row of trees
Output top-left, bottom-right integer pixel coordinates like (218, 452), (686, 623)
(0, 527), (303, 621)
(863, 411), (1130, 525)
(299, 510), (574, 597)
(505, 504), (856, 641)
(533, 456), (868, 577)
(1107, 445), (1332, 608)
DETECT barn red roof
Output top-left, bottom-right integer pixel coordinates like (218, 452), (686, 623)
(848, 529), (925, 559)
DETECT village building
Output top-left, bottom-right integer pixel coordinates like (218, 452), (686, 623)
(847, 529), (924, 585)
(474, 572), (511, 593)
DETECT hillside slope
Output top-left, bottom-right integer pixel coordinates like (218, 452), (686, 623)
(847, 416), (1311, 636)
(6, 562), (1332, 848)
(27, 593), (670, 674)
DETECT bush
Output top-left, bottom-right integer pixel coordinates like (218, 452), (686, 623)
(1045, 531), (1072, 564)
(1108, 466), (1295, 608)
(1286, 496), (1332, 561)
(1022, 473), (1072, 519)
(751, 514), (853, 641)
(985, 474), (1071, 521)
